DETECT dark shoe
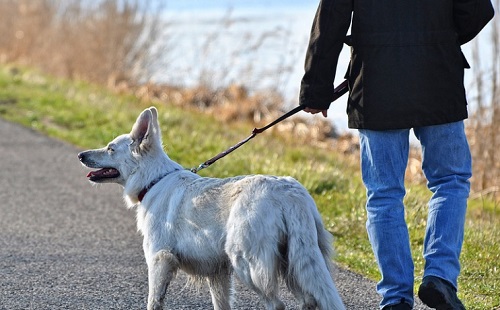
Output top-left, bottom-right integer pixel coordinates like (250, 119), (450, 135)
(418, 276), (466, 310)
(382, 300), (412, 310)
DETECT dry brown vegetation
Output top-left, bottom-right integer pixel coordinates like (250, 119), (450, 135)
(0, 0), (165, 84)
(0, 0), (498, 195)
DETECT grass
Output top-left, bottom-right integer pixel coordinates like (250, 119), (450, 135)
(1, 65), (499, 309)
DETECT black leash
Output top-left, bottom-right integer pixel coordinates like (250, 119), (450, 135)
(190, 80), (349, 173)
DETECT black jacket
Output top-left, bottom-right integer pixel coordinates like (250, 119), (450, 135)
(299, 0), (495, 130)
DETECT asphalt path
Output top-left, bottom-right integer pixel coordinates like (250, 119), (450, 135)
(0, 118), (428, 309)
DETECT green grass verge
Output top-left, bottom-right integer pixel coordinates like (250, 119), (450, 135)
(1, 66), (498, 309)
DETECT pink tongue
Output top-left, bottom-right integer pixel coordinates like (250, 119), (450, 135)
(86, 169), (110, 178)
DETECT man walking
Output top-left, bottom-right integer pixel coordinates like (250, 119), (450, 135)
(300, 0), (495, 309)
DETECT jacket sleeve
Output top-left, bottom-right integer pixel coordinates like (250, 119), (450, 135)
(453, 0), (495, 45)
(299, 0), (352, 110)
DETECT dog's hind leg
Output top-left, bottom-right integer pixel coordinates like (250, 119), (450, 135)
(231, 255), (285, 310)
(147, 250), (179, 310)
(207, 271), (232, 310)
(285, 278), (317, 310)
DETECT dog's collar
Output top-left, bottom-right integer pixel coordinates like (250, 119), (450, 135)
(137, 170), (177, 202)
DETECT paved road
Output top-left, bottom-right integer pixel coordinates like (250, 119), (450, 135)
(0, 118), (428, 309)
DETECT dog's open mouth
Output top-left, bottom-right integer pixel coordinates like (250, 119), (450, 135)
(86, 168), (120, 181)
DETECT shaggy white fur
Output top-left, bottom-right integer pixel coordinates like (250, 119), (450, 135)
(78, 107), (345, 310)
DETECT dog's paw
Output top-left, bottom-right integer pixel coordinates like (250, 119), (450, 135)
(147, 300), (163, 310)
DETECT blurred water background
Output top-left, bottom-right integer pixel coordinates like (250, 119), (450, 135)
(154, 0), (352, 130)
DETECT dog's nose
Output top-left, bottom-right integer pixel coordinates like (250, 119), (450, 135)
(78, 152), (86, 162)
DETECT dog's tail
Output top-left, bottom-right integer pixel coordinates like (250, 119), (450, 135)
(284, 187), (346, 310)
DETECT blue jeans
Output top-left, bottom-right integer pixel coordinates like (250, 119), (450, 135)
(359, 121), (472, 308)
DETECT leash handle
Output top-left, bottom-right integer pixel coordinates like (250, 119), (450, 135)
(191, 80), (349, 173)
(332, 79), (349, 101)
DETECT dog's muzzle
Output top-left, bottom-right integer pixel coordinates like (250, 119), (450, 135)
(78, 151), (120, 182)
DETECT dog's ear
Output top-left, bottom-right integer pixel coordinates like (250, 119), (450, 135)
(130, 108), (154, 149)
(147, 107), (160, 132)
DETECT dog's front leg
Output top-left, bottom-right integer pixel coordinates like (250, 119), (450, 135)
(147, 250), (179, 310)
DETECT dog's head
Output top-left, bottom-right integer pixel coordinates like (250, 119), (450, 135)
(78, 107), (163, 186)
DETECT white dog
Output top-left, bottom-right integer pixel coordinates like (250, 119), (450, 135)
(78, 107), (345, 310)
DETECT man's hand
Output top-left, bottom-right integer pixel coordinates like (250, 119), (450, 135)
(304, 107), (328, 118)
